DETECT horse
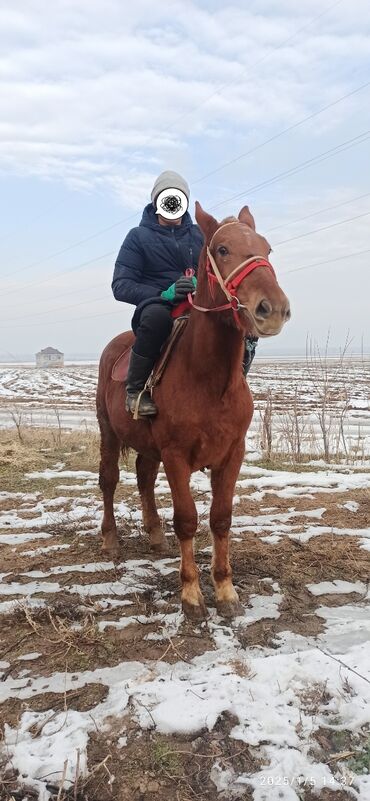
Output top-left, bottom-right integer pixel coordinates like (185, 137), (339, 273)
(96, 203), (290, 620)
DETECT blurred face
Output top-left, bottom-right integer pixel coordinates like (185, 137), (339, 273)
(155, 188), (188, 225)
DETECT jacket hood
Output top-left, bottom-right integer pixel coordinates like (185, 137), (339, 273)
(139, 203), (193, 232)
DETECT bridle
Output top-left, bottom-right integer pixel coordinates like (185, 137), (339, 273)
(187, 221), (276, 331)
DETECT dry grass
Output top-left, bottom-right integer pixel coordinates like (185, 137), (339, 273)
(0, 426), (138, 495)
(297, 681), (332, 715)
(0, 427), (101, 477)
(21, 604), (103, 657)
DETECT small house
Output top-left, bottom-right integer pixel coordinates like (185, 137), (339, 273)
(36, 346), (64, 368)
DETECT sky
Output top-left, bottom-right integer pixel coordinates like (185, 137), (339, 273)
(0, 0), (369, 359)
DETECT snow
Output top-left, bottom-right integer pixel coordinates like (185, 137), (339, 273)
(0, 531), (50, 545)
(236, 589), (283, 626)
(4, 709), (91, 791)
(17, 652), (42, 661)
(69, 579), (149, 597)
(238, 748), (342, 799)
(0, 503), (94, 530)
(342, 500), (361, 512)
(316, 605), (370, 654)
(307, 580), (367, 596)
(22, 561), (117, 577)
(289, 525), (370, 546)
(0, 580), (62, 596)
(1, 360), (370, 798)
(0, 598), (46, 615)
(99, 610), (181, 636)
(20, 543), (71, 557)
(26, 469), (98, 480)
(4, 640), (369, 800)
(237, 466), (370, 497)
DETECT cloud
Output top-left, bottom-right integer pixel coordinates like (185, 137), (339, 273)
(1, 1), (370, 206)
(1, 1), (370, 356)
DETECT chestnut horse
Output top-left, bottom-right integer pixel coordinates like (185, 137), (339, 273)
(96, 203), (290, 620)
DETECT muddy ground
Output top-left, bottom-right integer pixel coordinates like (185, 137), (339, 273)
(0, 429), (369, 800)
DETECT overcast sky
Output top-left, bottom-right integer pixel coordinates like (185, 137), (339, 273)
(0, 0), (369, 359)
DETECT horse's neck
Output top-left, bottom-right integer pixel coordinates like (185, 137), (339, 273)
(177, 265), (245, 394)
(182, 307), (245, 395)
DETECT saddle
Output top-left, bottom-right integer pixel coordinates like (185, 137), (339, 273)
(111, 316), (189, 386)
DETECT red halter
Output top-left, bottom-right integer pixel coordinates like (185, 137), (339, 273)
(172, 221), (276, 328)
(189, 252), (275, 330)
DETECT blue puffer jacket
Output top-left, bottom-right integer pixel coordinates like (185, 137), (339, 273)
(112, 204), (204, 307)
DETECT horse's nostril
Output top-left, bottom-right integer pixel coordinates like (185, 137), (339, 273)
(284, 306), (291, 321)
(255, 299), (272, 319)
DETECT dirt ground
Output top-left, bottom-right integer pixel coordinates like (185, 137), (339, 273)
(0, 429), (369, 800)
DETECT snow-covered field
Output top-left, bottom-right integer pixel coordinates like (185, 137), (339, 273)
(0, 358), (369, 460)
(0, 365), (98, 408)
(0, 361), (370, 800)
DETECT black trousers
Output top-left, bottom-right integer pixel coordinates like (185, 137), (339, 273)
(132, 301), (258, 373)
(132, 303), (174, 360)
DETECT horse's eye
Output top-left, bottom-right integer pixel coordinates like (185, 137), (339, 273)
(217, 245), (229, 257)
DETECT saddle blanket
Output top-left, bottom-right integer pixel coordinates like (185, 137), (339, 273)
(111, 317), (188, 385)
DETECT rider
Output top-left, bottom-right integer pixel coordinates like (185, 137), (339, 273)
(112, 170), (258, 418)
(112, 171), (203, 416)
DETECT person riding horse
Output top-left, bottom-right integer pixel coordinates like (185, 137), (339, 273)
(112, 171), (258, 417)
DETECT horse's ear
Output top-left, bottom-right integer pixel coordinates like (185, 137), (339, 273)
(195, 201), (219, 242)
(238, 205), (256, 230)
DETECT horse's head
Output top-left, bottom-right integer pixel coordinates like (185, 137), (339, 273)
(195, 202), (290, 337)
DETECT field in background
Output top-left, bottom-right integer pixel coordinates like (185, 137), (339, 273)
(0, 359), (369, 800)
(1, 356), (369, 463)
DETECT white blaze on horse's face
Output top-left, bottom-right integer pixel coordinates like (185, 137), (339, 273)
(213, 223), (291, 337)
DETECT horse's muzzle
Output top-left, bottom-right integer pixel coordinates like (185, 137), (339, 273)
(248, 291), (291, 336)
(255, 297), (291, 323)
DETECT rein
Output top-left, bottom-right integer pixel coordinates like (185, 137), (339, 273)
(188, 221), (276, 330)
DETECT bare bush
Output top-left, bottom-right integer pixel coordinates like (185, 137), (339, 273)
(7, 407), (24, 444)
(253, 332), (367, 465)
(277, 385), (305, 463)
(305, 332), (353, 462)
(52, 406), (63, 448)
(260, 388), (273, 460)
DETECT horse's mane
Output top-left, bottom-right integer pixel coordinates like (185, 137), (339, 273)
(220, 215), (238, 225)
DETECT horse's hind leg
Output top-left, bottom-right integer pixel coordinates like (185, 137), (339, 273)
(136, 454), (166, 552)
(98, 413), (120, 559)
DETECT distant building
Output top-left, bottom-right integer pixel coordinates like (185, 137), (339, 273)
(36, 346), (64, 368)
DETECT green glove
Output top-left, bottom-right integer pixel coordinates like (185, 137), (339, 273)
(161, 275), (197, 304)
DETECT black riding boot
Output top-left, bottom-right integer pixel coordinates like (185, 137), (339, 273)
(243, 336), (258, 376)
(125, 351), (157, 417)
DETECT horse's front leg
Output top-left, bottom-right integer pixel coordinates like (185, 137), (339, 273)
(210, 444), (245, 618)
(162, 450), (206, 620)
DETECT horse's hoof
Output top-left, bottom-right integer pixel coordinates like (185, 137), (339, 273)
(182, 599), (208, 621)
(101, 542), (119, 561)
(216, 600), (243, 619)
(150, 541), (167, 554)
(149, 528), (167, 553)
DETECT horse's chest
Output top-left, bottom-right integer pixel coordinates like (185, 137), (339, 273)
(156, 385), (253, 467)
(185, 414), (246, 466)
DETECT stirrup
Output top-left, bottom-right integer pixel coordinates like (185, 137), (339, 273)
(126, 389), (157, 419)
